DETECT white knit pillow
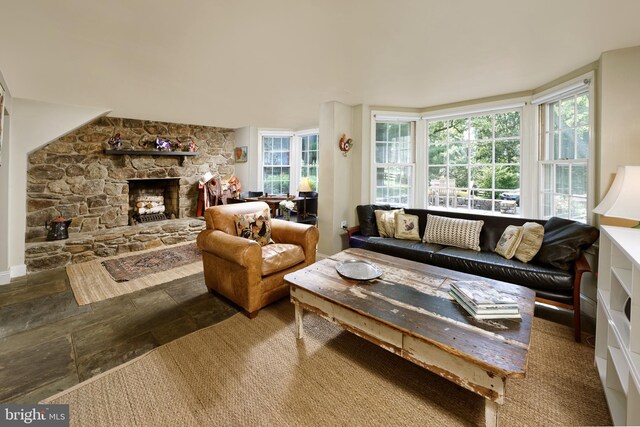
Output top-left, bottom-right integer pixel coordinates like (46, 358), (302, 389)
(423, 214), (484, 251)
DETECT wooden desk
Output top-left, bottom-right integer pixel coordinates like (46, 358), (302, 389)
(243, 196), (295, 218)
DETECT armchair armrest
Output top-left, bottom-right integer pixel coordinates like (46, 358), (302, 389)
(196, 229), (261, 268)
(574, 252), (592, 275)
(271, 219), (319, 261)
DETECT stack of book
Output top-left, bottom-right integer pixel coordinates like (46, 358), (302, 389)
(449, 281), (521, 320)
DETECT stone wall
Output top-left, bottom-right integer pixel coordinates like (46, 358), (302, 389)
(24, 116), (234, 272)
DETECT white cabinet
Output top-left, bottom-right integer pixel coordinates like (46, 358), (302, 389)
(596, 225), (640, 425)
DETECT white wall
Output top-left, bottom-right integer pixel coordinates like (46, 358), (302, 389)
(318, 101), (356, 255)
(7, 99), (109, 277)
(233, 126), (260, 191)
(0, 70), (13, 284)
(598, 46), (640, 227)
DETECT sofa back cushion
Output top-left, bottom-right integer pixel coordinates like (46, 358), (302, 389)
(356, 204), (392, 236)
(423, 214), (484, 251)
(534, 216), (599, 270)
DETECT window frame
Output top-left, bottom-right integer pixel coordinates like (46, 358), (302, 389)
(424, 106), (524, 215)
(258, 129), (319, 195)
(534, 73), (595, 224)
(371, 118), (417, 207)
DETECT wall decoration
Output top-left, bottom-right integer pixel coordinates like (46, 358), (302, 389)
(235, 146), (248, 163)
(339, 133), (353, 156)
(0, 82), (5, 166)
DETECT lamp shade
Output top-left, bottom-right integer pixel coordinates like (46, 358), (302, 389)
(593, 166), (640, 220)
(298, 177), (313, 192)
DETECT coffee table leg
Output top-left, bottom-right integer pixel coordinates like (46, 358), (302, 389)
(485, 399), (499, 427)
(295, 303), (304, 339)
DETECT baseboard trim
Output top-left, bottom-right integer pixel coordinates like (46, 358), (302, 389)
(0, 270), (10, 285)
(10, 264), (27, 278)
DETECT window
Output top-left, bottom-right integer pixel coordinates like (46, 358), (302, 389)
(300, 133), (319, 190)
(539, 90), (590, 222)
(262, 135), (291, 195)
(260, 130), (319, 195)
(374, 121), (414, 206)
(426, 109), (521, 214)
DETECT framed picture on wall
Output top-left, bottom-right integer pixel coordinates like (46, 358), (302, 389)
(234, 146), (247, 163)
(0, 82), (4, 166)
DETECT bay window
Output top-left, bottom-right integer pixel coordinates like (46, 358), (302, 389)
(538, 86), (591, 223)
(374, 121), (414, 206)
(426, 109), (522, 215)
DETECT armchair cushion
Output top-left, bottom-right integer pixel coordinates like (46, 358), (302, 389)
(234, 207), (273, 246)
(261, 244), (305, 276)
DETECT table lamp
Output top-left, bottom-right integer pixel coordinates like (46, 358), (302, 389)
(298, 177), (313, 218)
(593, 165), (640, 228)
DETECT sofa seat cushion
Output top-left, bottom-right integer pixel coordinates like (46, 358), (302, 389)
(431, 247), (574, 293)
(261, 244), (305, 276)
(363, 237), (444, 264)
(349, 234), (370, 249)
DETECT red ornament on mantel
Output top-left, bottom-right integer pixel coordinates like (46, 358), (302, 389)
(339, 133), (353, 156)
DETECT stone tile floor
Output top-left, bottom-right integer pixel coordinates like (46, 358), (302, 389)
(0, 268), (238, 403)
(0, 265), (595, 404)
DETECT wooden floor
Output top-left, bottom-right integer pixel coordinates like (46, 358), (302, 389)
(0, 268), (238, 403)
(0, 262), (595, 405)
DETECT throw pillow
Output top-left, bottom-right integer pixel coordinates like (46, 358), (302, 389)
(514, 222), (545, 263)
(423, 214), (483, 251)
(234, 208), (273, 246)
(394, 213), (421, 241)
(495, 225), (524, 259)
(374, 209), (403, 238)
(356, 204), (391, 236)
(534, 217), (599, 270)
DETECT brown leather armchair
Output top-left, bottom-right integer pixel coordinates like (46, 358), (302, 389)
(197, 202), (319, 317)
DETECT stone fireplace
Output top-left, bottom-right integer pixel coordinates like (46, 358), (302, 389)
(24, 116), (235, 272)
(128, 178), (180, 223)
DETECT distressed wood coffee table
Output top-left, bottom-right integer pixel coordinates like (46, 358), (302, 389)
(285, 248), (535, 427)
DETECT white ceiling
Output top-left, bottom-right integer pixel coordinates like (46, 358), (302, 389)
(1, 0), (640, 130)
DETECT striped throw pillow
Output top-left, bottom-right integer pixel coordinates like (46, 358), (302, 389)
(423, 214), (484, 251)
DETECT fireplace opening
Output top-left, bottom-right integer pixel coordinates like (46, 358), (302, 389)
(128, 178), (180, 224)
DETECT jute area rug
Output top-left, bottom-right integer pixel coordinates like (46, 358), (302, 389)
(66, 241), (203, 306)
(43, 300), (611, 426)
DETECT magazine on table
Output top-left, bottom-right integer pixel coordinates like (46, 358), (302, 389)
(450, 290), (521, 320)
(450, 281), (518, 308)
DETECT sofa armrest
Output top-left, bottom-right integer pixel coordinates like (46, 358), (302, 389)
(196, 229), (262, 268)
(347, 225), (361, 238)
(574, 252), (592, 275)
(271, 219), (319, 262)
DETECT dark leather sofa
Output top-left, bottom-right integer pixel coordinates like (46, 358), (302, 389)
(348, 205), (599, 342)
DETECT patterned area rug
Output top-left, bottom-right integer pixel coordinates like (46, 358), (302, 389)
(66, 241), (203, 305)
(101, 243), (201, 282)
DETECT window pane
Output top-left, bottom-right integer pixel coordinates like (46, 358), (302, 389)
(429, 121), (448, 143)
(376, 143), (386, 163)
(555, 165), (569, 194)
(495, 140), (520, 164)
(400, 123), (410, 141)
(570, 198), (587, 222)
(428, 143), (446, 164)
(470, 115), (493, 141)
(301, 136), (308, 151)
(388, 123), (400, 142)
(495, 165), (519, 190)
(448, 143), (468, 164)
(264, 137), (274, 151)
(471, 165), (492, 189)
(571, 164), (587, 196)
(576, 93), (589, 126)
(552, 131), (560, 160)
(550, 102), (560, 131)
(576, 126), (589, 159)
(376, 123), (386, 141)
(449, 166), (468, 188)
(428, 167), (446, 182)
(542, 164), (553, 192)
(554, 194), (569, 217)
(471, 142), (492, 164)
(449, 119), (467, 141)
(560, 98), (575, 128)
(495, 111), (520, 138)
(560, 128), (575, 159)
